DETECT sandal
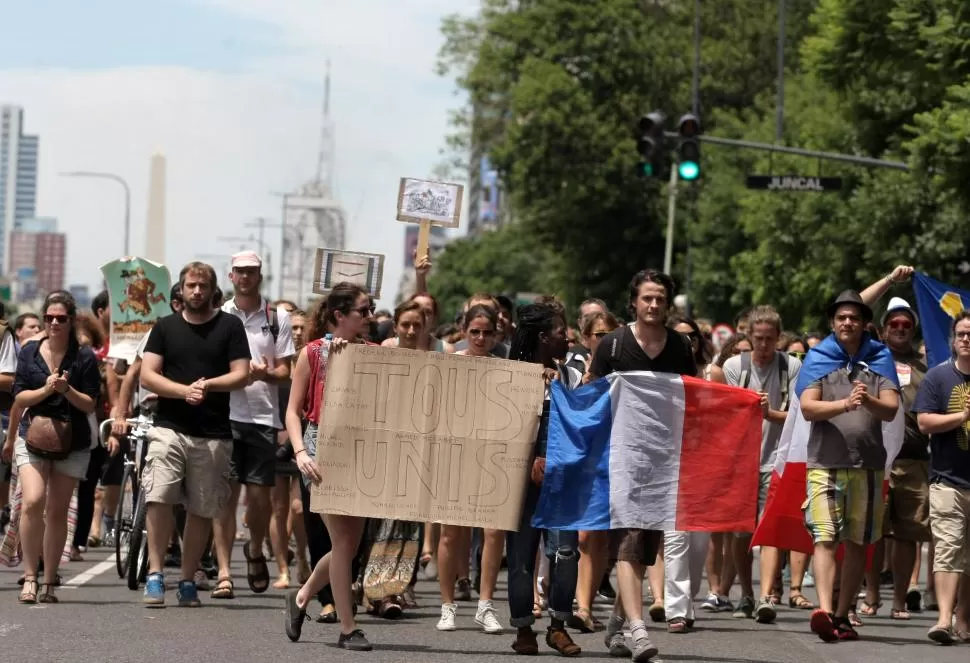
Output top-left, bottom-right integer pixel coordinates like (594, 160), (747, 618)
(788, 586), (816, 610)
(858, 600), (881, 617)
(532, 601), (544, 619)
(38, 584), (58, 604)
(242, 542), (270, 594)
(272, 571), (290, 590)
(211, 577), (235, 599)
(848, 609), (863, 627)
(890, 608), (911, 620)
(19, 577), (37, 604)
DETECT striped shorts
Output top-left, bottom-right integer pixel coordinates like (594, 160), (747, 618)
(803, 468), (885, 546)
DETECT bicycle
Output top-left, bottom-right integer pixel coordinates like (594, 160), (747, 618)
(100, 414), (153, 589)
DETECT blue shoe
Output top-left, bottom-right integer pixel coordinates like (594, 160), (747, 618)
(143, 572), (165, 607)
(177, 580), (202, 607)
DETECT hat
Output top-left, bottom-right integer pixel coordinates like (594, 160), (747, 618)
(231, 250), (262, 268)
(826, 290), (873, 322)
(881, 296), (919, 326)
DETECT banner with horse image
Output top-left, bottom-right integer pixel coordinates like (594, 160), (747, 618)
(101, 257), (171, 363)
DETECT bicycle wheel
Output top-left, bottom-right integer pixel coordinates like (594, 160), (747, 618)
(126, 492), (148, 591)
(114, 465), (137, 578)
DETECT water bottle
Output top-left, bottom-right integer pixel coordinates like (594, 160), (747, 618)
(322, 333), (333, 365)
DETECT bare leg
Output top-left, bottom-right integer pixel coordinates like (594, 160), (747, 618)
(836, 542), (867, 619)
(244, 484), (272, 563)
(733, 534), (754, 598)
(706, 532), (724, 594)
(180, 513), (212, 581)
(17, 462), (49, 581)
(270, 476), (291, 588)
(212, 482), (243, 582)
(437, 525), (469, 604)
(288, 481), (309, 582)
(479, 528), (504, 601)
(146, 503), (176, 575)
(862, 540), (883, 610)
(813, 542), (838, 614)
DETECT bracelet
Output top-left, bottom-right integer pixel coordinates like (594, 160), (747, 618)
(295, 449), (308, 457)
(843, 399), (850, 412)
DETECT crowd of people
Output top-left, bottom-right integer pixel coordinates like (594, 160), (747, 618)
(1, 252), (968, 659)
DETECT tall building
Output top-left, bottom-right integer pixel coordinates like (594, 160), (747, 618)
(0, 105), (39, 275)
(10, 229), (65, 299)
(466, 153), (505, 237)
(145, 153), (166, 263)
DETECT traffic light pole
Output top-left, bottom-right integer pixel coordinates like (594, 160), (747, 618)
(663, 165), (680, 275)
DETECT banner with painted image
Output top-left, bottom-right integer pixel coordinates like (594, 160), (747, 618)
(101, 257), (171, 363)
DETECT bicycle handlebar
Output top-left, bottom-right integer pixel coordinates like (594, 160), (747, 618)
(98, 416), (153, 447)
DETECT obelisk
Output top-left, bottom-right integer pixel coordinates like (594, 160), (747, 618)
(144, 153), (166, 264)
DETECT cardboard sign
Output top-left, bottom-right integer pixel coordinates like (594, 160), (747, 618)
(101, 257), (172, 363)
(311, 249), (385, 298)
(310, 345), (545, 530)
(396, 177), (463, 228)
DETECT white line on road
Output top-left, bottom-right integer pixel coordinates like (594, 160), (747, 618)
(61, 557), (116, 589)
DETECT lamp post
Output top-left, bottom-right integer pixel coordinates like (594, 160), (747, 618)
(60, 171), (132, 256)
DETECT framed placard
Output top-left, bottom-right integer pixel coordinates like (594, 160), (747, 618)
(312, 249), (385, 298)
(396, 177), (463, 228)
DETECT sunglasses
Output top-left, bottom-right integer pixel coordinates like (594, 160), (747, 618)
(592, 331), (609, 338)
(44, 314), (69, 324)
(468, 328), (496, 338)
(956, 331), (970, 340)
(888, 319), (913, 331)
(354, 305), (375, 317)
(788, 351), (806, 360)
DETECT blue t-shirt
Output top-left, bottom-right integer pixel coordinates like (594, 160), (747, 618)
(912, 360), (970, 489)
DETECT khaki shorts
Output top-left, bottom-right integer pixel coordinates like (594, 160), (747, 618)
(886, 459), (931, 542)
(929, 483), (970, 575)
(141, 427), (232, 519)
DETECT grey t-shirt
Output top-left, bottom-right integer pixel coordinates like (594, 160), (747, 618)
(723, 352), (802, 472)
(805, 367), (897, 470)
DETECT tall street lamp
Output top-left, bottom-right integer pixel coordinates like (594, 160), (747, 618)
(60, 171), (132, 256)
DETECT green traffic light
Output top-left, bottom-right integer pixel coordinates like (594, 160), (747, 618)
(640, 162), (654, 177)
(678, 160), (700, 180)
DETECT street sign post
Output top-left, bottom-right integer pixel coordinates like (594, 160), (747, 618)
(745, 175), (843, 192)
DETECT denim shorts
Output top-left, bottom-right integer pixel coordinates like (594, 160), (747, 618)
(15, 438), (90, 481)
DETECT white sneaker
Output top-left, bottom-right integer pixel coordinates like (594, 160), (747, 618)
(475, 600), (504, 634)
(437, 602), (458, 631)
(193, 570), (210, 591)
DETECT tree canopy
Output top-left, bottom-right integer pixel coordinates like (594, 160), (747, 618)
(431, 0), (970, 330)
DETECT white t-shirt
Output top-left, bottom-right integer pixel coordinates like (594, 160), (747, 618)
(0, 330), (17, 376)
(222, 298), (295, 428)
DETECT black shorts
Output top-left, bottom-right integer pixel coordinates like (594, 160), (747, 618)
(229, 422), (277, 487)
(100, 451), (125, 486)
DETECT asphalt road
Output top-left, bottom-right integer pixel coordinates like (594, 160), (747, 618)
(0, 543), (964, 663)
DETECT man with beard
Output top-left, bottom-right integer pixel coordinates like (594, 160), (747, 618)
(139, 262), (251, 608)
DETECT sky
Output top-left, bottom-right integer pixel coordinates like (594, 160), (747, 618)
(0, 0), (476, 307)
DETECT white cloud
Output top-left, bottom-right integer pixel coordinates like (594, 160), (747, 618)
(0, 0), (477, 307)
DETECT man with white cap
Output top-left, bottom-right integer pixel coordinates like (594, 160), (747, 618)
(212, 250), (295, 599)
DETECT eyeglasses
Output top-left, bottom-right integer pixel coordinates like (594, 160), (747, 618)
(888, 319), (913, 330)
(354, 305), (375, 317)
(956, 332), (970, 340)
(44, 314), (69, 324)
(592, 331), (609, 338)
(788, 351), (806, 360)
(468, 329), (495, 338)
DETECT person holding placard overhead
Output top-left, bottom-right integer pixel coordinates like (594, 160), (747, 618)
(283, 282), (376, 651)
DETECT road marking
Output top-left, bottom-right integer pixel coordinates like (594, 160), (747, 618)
(0, 623), (23, 636)
(61, 556), (116, 588)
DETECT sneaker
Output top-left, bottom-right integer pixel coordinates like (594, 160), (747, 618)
(597, 575), (617, 602)
(905, 588), (922, 613)
(143, 572), (165, 607)
(755, 597), (776, 624)
(802, 569), (815, 588)
(338, 629), (373, 651)
(701, 592), (733, 612)
(193, 569), (211, 591)
(809, 609), (838, 643)
(924, 589), (939, 611)
(436, 602), (458, 631)
(455, 578), (472, 601)
(733, 596), (755, 619)
(631, 634), (659, 662)
(604, 631), (631, 657)
(546, 627), (581, 656)
(176, 580), (202, 607)
(284, 589), (308, 642)
(475, 600), (503, 634)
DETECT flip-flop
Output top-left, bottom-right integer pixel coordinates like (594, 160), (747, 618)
(243, 543), (270, 594)
(890, 608), (911, 620)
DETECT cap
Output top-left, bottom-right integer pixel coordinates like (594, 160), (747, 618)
(826, 290), (873, 322)
(881, 296), (919, 326)
(231, 250), (262, 268)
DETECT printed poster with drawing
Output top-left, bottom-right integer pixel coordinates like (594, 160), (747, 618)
(101, 257), (171, 363)
(310, 345), (545, 530)
(396, 177), (463, 228)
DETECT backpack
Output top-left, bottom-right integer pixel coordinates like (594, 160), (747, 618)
(265, 301), (279, 344)
(738, 351), (791, 411)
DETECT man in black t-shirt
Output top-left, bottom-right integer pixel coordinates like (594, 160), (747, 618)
(587, 269), (695, 662)
(140, 262), (251, 609)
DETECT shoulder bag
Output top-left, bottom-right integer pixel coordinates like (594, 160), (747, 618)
(25, 414), (73, 460)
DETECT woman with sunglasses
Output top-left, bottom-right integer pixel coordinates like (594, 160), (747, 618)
(434, 304), (506, 635)
(568, 310), (619, 632)
(1, 292), (101, 604)
(282, 282), (375, 651)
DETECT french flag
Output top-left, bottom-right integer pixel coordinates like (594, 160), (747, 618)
(532, 372), (763, 532)
(752, 334), (904, 553)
